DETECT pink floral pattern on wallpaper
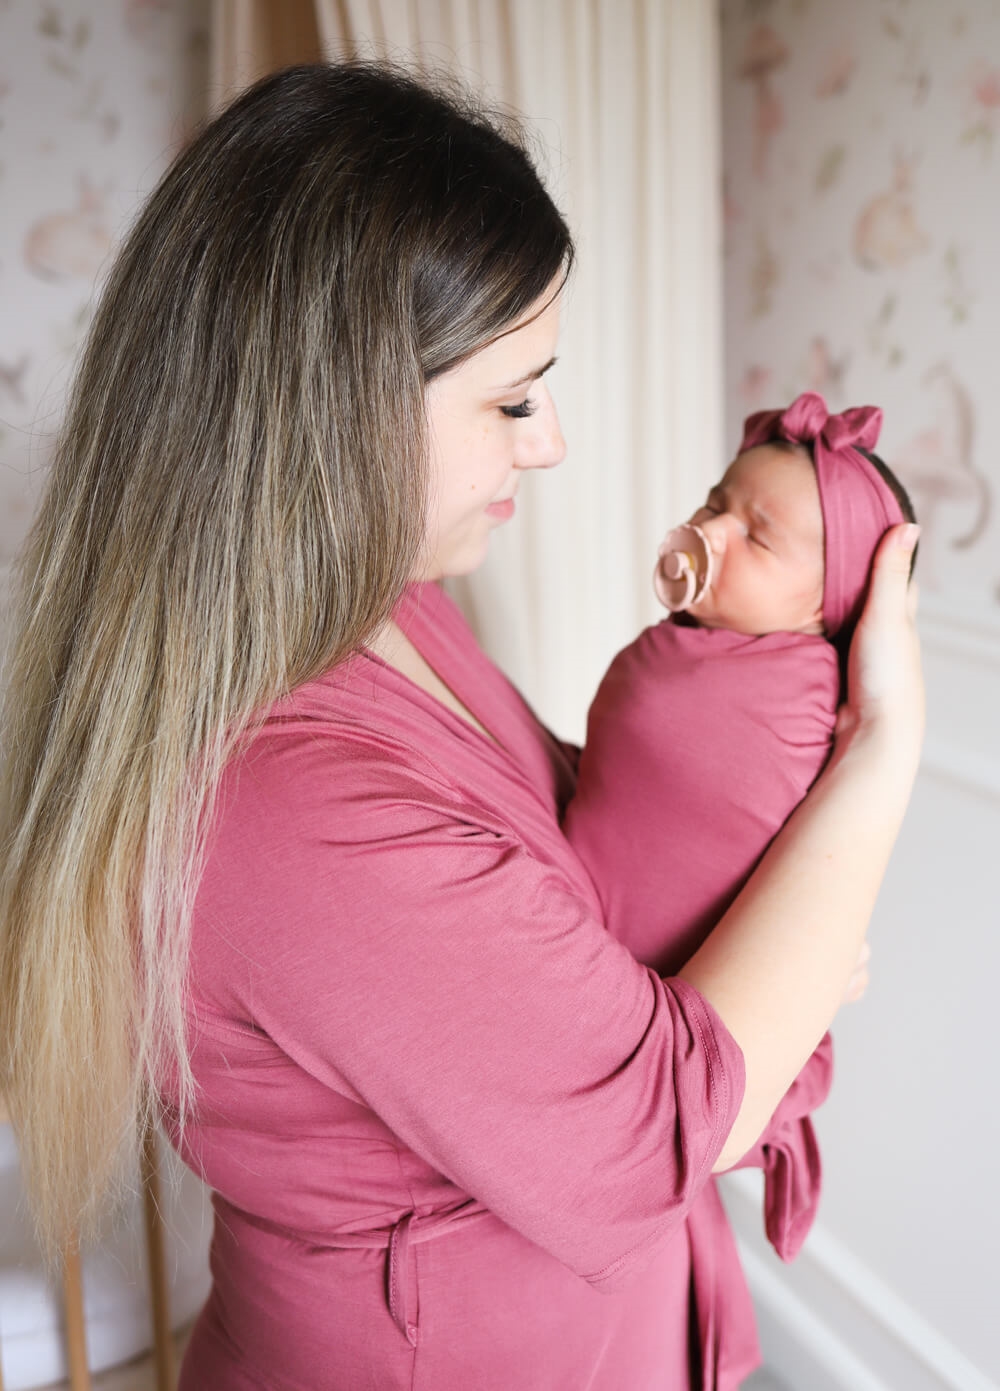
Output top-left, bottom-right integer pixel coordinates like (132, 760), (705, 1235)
(722, 0), (1000, 615)
(0, 0), (208, 565)
(737, 25), (789, 179)
(963, 61), (1000, 156)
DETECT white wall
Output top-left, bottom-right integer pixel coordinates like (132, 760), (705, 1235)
(720, 1), (1000, 1386)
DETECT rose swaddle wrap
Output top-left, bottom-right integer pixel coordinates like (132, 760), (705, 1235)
(565, 392), (906, 1262)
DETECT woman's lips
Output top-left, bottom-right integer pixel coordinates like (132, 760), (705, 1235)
(485, 497), (515, 521)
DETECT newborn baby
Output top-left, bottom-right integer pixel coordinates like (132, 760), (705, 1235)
(564, 391), (914, 1259)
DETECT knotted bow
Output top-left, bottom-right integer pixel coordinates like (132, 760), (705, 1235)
(739, 391), (904, 639)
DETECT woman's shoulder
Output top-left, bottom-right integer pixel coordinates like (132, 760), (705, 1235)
(237, 685), (467, 827)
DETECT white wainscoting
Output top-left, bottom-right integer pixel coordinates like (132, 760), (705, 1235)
(721, 595), (1000, 1391)
(918, 596), (1000, 801)
(721, 1172), (999, 1391)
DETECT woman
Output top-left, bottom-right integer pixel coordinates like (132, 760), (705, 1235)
(0, 63), (922, 1390)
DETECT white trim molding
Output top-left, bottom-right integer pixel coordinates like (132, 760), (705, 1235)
(917, 598), (1000, 668)
(721, 1171), (998, 1391)
(920, 738), (1000, 802)
(916, 596), (1000, 802)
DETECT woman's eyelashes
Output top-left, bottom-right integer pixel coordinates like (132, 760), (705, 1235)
(499, 397), (537, 419)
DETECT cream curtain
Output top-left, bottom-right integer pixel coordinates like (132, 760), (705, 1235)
(210, 0), (722, 741)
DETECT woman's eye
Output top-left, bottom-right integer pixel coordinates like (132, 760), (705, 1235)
(500, 398), (537, 419)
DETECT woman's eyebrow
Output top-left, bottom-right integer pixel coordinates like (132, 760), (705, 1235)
(499, 355), (558, 391)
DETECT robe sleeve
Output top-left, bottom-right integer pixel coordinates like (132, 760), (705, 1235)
(196, 728), (745, 1292)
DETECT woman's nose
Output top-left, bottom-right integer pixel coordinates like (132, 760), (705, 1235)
(515, 386), (566, 471)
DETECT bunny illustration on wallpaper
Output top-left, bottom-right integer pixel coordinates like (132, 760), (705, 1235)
(24, 177), (113, 282)
(890, 363), (990, 587)
(853, 155), (929, 271)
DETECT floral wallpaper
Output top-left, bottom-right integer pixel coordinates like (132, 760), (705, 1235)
(0, 0), (208, 570)
(721, 0), (1000, 617)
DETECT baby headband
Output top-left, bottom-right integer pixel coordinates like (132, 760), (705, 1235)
(739, 391), (905, 639)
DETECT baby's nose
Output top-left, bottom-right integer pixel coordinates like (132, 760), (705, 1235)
(698, 512), (739, 554)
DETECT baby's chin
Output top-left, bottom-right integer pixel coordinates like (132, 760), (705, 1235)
(678, 610), (761, 635)
(682, 595), (741, 631)
(681, 598), (825, 638)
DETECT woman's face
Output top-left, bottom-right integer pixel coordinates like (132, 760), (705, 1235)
(418, 286), (565, 579)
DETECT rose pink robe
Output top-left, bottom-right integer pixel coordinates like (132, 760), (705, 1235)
(163, 583), (762, 1391)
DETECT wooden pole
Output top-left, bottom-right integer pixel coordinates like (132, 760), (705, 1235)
(0, 1097), (6, 1389)
(140, 1126), (176, 1391)
(61, 1242), (91, 1391)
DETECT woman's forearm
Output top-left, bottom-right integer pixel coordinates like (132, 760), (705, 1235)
(680, 727), (917, 1170)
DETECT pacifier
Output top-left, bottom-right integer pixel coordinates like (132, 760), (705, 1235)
(653, 523), (715, 612)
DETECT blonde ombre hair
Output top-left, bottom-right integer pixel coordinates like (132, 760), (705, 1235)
(0, 62), (572, 1255)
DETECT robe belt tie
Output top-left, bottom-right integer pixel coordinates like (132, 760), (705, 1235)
(382, 1204), (493, 1346)
(292, 1201), (488, 1347)
(218, 1195), (492, 1349)
(387, 1212), (419, 1346)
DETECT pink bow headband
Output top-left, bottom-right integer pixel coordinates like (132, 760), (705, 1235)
(740, 391), (904, 639)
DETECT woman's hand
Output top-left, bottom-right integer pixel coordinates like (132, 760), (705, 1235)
(836, 524), (924, 774)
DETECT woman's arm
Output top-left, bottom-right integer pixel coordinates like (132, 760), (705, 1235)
(679, 524), (923, 1169)
(197, 718), (745, 1290)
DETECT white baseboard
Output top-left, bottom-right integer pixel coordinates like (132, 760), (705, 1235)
(721, 1172), (998, 1391)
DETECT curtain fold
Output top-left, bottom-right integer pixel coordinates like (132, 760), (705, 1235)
(210, 0), (722, 741)
(210, 0), (325, 109)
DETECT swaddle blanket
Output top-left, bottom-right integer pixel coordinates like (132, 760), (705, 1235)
(564, 392), (905, 1261)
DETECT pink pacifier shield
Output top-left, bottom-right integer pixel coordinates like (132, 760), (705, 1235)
(653, 523), (714, 612)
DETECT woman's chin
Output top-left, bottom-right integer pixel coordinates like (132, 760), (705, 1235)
(419, 538), (492, 582)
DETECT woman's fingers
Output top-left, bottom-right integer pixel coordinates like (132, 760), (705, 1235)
(860, 525), (919, 636)
(840, 524), (924, 759)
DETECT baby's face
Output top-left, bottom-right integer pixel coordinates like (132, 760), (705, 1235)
(685, 443), (825, 636)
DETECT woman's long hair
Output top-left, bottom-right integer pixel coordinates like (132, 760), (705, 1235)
(0, 61), (572, 1256)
